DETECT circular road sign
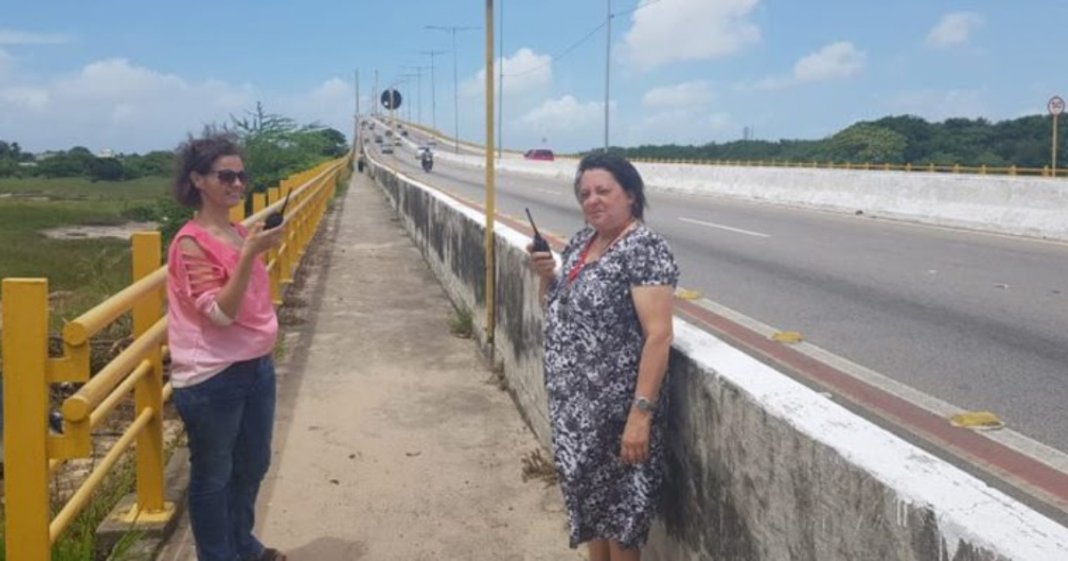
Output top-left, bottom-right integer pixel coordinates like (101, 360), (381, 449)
(381, 89), (402, 110)
(1049, 96), (1065, 116)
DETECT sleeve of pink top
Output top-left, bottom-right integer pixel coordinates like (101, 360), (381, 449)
(172, 235), (229, 317)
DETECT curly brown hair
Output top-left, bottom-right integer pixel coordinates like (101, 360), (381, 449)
(172, 133), (243, 209)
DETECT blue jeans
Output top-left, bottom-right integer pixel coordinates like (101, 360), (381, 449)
(173, 356), (276, 561)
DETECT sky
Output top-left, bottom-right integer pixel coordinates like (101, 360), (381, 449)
(2, 0), (1067, 155)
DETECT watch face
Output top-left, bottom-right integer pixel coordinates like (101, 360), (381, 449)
(635, 397), (653, 412)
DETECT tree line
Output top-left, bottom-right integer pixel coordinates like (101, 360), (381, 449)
(0, 105), (350, 185)
(604, 114), (1065, 169)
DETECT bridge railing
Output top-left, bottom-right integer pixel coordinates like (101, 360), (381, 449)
(1, 155), (351, 561)
(624, 157), (1064, 178)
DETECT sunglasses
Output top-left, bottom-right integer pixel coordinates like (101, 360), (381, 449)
(211, 169), (250, 184)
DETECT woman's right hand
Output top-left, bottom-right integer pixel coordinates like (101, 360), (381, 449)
(242, 222), (285, 258)
(526, 243), (556, 281)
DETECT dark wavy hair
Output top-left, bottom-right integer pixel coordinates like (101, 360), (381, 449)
(172, 133), (243, 209)
(573, 152), (647, 220)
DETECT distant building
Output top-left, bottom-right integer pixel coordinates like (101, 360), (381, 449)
(97, 148), (114, 158)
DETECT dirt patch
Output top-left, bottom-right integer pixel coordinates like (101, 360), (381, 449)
(42, 221), (159, 241)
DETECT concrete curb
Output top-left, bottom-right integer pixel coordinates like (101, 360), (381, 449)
(95, 446), (190, 560)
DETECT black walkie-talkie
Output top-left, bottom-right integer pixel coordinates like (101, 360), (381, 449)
(264, 189), (292, 230)
(525, 207), (550, 252)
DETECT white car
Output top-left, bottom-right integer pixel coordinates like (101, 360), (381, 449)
(415, 146), (430, 160)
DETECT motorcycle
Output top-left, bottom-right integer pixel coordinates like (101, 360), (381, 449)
(420, 152), (434, 172)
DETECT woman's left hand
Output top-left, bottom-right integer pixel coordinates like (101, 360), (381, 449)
(620, 412), (652, 464)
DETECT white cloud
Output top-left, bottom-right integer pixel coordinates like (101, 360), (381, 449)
(0, 57), (356, 153)
(793, 42), (867, 82)
(747, 41), (866, 91)
(0, 85), (50, 111)
(621, 0), (760, 70)
(642, 81), (714, 108)
(277, 77), (354, 130)
(0, 48), (13, 79)
(885, 89), (991, 121)
(0, 29), (70, 45)
(519, 95), (605, 133)
(462, 47), (551, 97)
(927, 12), (983, 48)
(625, 108), (734, 146)
(56, 58), (185, 101)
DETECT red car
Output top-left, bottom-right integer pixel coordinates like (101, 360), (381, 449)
(524, 148), (555, 161)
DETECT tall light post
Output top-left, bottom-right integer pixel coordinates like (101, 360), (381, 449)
(603, 0), (612, 152)
(483, 0), (496, 345)
(397, 74), (418, 122)
(401, 65), (427, 125)
(426, 24), (480, 154)
(419, 50), (445, 131)
(497, 0), (504, 159)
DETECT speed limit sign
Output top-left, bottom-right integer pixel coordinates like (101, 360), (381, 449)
(1049, 96), (1065, 116)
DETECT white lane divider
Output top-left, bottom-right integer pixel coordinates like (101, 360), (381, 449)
(679, 216), (770, 238)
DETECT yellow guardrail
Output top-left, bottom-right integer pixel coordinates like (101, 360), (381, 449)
(2, 154), (351, 561)
(623, 158), (1064, 178)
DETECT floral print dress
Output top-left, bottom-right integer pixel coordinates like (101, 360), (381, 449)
(543, 222), (679, 549)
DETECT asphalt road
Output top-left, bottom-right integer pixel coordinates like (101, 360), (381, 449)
(370, 139), (1068, 456)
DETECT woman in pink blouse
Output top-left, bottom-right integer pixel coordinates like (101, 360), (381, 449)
(167, 134), (286, 561)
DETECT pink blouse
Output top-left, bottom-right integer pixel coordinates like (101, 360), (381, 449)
(166, 221), (278, 388)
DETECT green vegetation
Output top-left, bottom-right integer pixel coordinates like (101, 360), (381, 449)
(601, 114), (1066, 169)
(448, 305), (474, 339)
(0, 106), (351, 560)
(0, 459), (140, 561)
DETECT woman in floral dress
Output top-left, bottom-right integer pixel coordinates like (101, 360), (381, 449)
(528, 153), (678, 561)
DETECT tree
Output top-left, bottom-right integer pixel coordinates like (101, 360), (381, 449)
(88, 157), (125, 181)
(828, 124), (907, 163)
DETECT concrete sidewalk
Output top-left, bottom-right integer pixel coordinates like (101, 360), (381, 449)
(157, 170), (581, 560)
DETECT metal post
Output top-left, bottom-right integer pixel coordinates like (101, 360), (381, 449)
(3, 279), (51, 561)
(132, 233), (169, 517)
(484, 0), (496, 344)
(452, 28), (460, 153)
(604, 0), (611, 152)
(497, 0), (504, 159)
(427, 26), (478, 153)
(1053, 114), (1060, 178)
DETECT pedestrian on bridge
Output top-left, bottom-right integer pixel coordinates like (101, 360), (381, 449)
(528, 153), (679, 561)
(166, 134), (287, 561)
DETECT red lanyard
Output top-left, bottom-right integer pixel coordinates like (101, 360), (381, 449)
(566, 221), (635, 285)
(566, 237), (596, 285)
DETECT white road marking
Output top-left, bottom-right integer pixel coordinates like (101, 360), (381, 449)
(679, 216), (770, 238)
(536, 188), (561, 195)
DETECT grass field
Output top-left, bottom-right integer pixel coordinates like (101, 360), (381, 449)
(0, 176), (170, 325)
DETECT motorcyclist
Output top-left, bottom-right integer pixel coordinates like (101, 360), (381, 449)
(420, 147), (434, 172)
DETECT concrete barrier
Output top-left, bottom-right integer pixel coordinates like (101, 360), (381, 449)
(365, 155), (1068, 560)
(428, 149), (1068, 243)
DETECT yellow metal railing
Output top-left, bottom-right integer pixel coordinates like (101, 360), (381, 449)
(2, 155), (351, 561)
(624, 157), (1064, 178)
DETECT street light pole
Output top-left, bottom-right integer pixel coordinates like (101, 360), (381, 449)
(420, 50), (445, 131)
(604, 0), (611, 152)
(402, 66), (427, 125)
(483, 0), (496, 346)
(426, 24), (480, 154)
(497, 0), (504, 159)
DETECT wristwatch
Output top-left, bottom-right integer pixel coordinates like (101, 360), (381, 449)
(633, 396), (656, 413)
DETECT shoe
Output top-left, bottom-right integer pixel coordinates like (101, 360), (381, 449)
(246, 547), (287, 561)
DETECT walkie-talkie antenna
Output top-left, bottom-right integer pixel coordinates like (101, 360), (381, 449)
(525, 207), (550, 252)
(265, 188), (292, 230)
